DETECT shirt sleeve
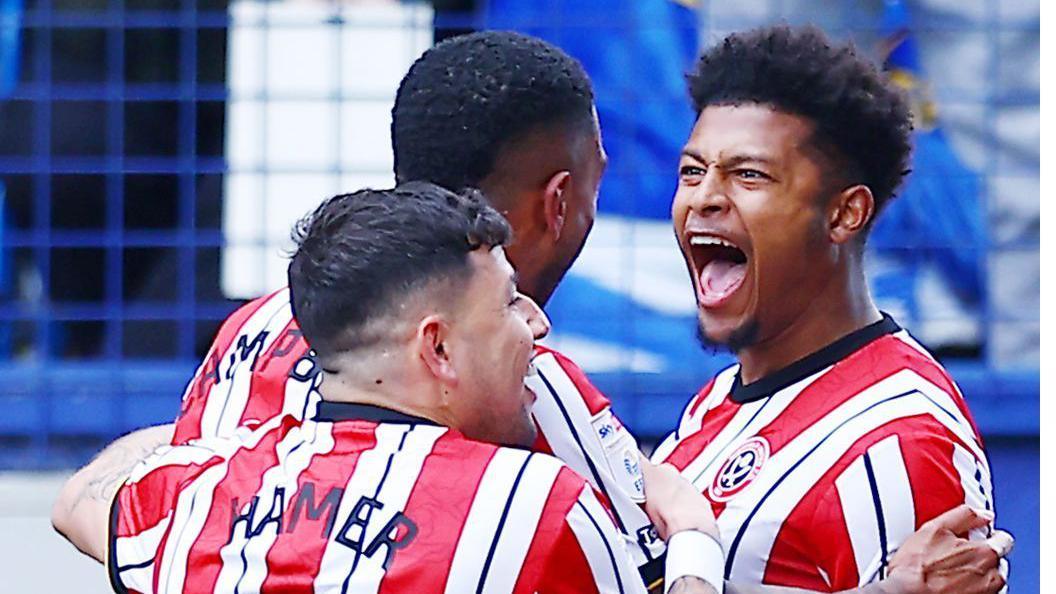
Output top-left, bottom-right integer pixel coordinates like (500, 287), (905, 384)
(107, 437), (235, 593)
(773, 413), (995, 591)
(527, 347), (665, 567)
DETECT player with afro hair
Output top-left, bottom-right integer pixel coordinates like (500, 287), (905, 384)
(687, 25), (912, 227)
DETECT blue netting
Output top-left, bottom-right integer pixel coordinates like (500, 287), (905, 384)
(0, 0), (1039, 470)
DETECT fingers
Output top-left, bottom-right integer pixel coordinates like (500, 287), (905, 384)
(921, 504), (993, 537)
(986, 565), (1007, 594)
(986, 530), (1014, 558)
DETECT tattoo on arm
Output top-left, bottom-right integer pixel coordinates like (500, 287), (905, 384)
(64, 424), (173, 516)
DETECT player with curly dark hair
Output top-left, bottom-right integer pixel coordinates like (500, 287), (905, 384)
(652, 25), (1007, 592)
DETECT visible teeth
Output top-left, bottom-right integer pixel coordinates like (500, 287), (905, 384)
(689, 235), (737, 249)
(525, 360), (538, 378)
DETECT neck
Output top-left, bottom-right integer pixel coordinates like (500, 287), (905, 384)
(737, 264), (881, 384)
(318, 368), (451, 427)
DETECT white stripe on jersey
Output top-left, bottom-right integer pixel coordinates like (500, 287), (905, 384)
(565, 485), (646, 594)
(528, 353), (655, 564)
(679, 368), (830, 491)
(153, 419), (281, 593)
(314, 423), (447, 594)
(115, 516), (171, 592)
(284, 355), (322, 421)
(200, 289), (292, 439)
(475, 454), (564, 594)
(213, 421), (336, 593)
(952, 443), (995, 540)
(721, 370), (985, 582)
(651, 367), (738, 463)
(834, 435), (915, 585)
(443, 448), (533, 594)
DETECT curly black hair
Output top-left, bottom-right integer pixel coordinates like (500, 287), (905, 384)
(688, 25), (912, 218)
(392, 30), (596, 191)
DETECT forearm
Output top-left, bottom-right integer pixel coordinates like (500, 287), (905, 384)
(51, 422), (174, 562)
(725, 582), (898, 594)
(671, 576), (720, 594)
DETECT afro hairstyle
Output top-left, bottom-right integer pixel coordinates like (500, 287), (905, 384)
(688, 25), (913, 220)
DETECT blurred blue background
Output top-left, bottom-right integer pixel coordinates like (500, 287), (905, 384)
(0, 0), (1038, 591)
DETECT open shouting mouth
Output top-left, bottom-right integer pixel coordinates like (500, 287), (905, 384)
(687, 233), (749, 308)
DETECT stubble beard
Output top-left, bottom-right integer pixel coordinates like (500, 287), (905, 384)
(696, 316), (760, 354)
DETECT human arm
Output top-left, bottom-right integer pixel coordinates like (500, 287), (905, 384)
(641, 453), (1009, 594)
(722, 504), (1011, 594)
(50, 423), (174, 562)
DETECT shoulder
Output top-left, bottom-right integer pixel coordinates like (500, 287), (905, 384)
(216, 287), (293, 337)
(531, 344), (611, 415)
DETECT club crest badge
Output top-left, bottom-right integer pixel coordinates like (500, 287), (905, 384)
(710, 436), (770, 501)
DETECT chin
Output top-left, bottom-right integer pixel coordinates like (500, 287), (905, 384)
(697, 314), (759, 353)
(506, 420), (538, 449)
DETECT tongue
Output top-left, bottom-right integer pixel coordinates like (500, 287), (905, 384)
(699, 259), (747, 305)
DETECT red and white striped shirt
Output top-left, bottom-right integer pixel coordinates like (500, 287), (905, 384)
(110, 403), (645, 594)
(651, 315), (995, 591)
(171, 288), (660, 570)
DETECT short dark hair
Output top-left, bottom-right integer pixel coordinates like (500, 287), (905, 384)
(392, 30), (596, 191)
(288, 182), (511, 360)
(688, 25), (912, 219)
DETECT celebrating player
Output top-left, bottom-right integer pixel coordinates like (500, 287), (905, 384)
(55, 184), (725, 594)
(52, 30), (1009, 594)
(652, 25), (1007, 592)
(165, 30), (662, 575)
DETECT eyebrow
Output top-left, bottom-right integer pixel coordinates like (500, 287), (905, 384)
(680, 149), (776, 168)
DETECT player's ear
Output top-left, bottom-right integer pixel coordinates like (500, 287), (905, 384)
(541, 170), (571, 241)
(827, 184), (874, 244)
(417, 314), (458, 385)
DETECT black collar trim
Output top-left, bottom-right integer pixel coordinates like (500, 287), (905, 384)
(730, 313), (901, 404)
(313, 401), (440, 426)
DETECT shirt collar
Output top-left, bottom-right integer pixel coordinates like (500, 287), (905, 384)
(313, 400), (441, 426)
(730, 313), (901, 404)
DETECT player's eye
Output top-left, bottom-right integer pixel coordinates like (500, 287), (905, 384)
(679, 164), (705, 178)
(736, 168), (770, 181)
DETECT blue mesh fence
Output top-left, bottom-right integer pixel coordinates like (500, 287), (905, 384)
(0, 0), (1039, 466)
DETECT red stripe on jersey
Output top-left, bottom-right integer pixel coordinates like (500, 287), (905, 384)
(661, 396), (740, 472)
(891, 336), (983, 443)
(688, 378), (717, 419)
(512, 469), (600, 594)
(375, 437), (498, 594)
(762, 415), (969, 591)
(526, 485), (604, 594)
(257, 424), (377, 594)
(239, 318), (309, 430)
(903, 423), (965, 529)
(179, 421), (290, 593)
(533, 345), (611, 416)
(116, 457), (223, 538)
(756, 335), (978, 459)
(173, 291), (282, 445)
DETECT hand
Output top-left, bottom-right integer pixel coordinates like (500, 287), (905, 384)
(640, 456), (718, 541)
(884, 505), (1012, 594)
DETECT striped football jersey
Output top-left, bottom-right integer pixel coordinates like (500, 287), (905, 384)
(651, 315), (996, 591)
(110, 403), (645, 594)
(171, 287), (659, 570)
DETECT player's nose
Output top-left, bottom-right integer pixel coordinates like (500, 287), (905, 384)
(518, 293), (550, 340)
